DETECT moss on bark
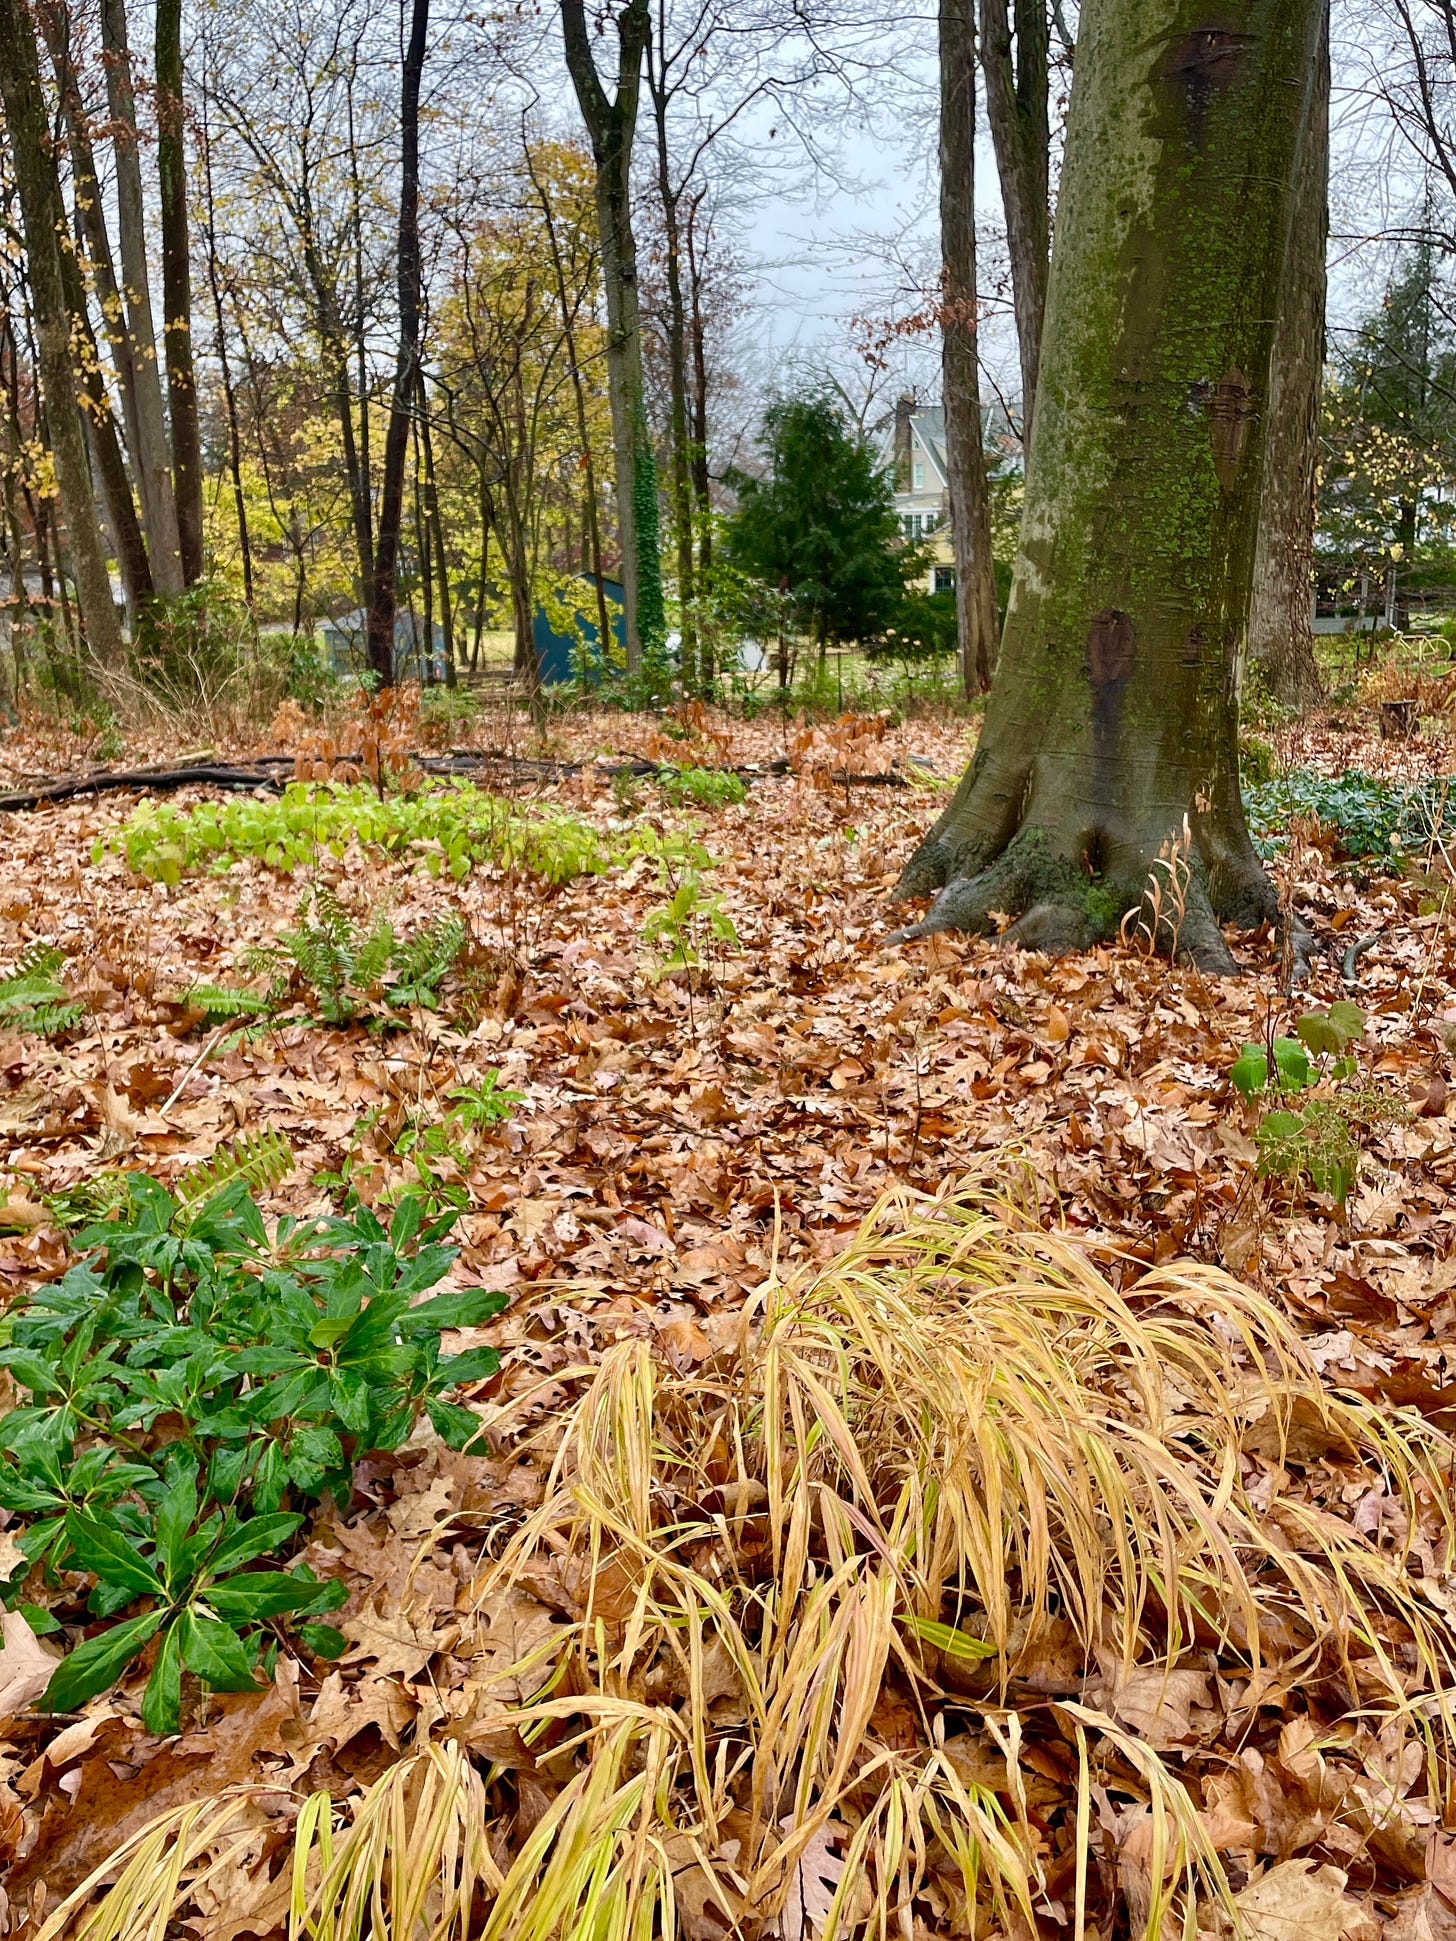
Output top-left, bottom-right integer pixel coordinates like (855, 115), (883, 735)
(896, 0), (1324, 971)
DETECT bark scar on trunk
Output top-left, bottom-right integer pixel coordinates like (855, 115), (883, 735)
(1207, 367), (1253, 489)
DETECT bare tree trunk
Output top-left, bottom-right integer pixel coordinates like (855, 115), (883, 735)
(39, 1), (149, 578)
(561, 0), (664, 672)
(417, 383), (456, 687)
(0, 0), (124, 666)
(155, 0), (205, 586)
(526, 141), (613, 664)
(646, 24), (698, 692)
(979, 0), (1051, 442)
(685, 194), (713, 596)
(898, 0), (1323, 971)
(1247, 5), (1327, 711)
(366, 0), (429, 688)
(940, 0), (1001, 694)
(200, 72), (254, 613)
(100, 0), (184, 595)
(57, 235), (154, 616)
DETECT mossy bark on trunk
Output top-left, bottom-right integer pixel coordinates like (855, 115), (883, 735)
(896, 0), (1324, 971)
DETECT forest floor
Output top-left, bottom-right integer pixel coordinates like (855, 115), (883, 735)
(1, 687), (1456, 1939)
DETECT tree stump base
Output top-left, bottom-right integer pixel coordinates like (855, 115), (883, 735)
(1380, 698), (1420, 740)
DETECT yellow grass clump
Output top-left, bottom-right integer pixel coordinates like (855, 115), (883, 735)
(32, 1177), (1456, 1941)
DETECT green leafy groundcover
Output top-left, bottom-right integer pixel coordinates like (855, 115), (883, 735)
(99, 779), (614, 885)
(1242, 769), (1453, 860)
(0, 1177), (504, 1732)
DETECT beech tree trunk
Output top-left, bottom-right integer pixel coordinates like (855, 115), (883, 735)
(100, 0), (185, 596)
(0, 0), (124, 667)
(979, 0), (1051, 443)
(940, 0), (1001, 694)
(561, 0), (664, 673)
(1246, 6), (1328, 712)
(366, 0), (429, 689)
(155, 0), (205, 586)
(896, 0), (1323, 971)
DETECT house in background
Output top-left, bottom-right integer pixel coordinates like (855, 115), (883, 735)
(883, 398), (956, 597)
(880, 395), (1021, 598)
(321, 608), (448, 683)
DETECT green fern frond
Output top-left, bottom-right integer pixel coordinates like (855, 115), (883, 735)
(46, 1171), (131, 1230)
(0, 946), (84, 1035)
(352, 914), (396, 990)
(174, 1127), (294, 1207)
(184, 982), (274, 1018)
(385, 912), (466, 1008)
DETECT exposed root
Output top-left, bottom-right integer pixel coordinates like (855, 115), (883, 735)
(889, 824), (1243, 972)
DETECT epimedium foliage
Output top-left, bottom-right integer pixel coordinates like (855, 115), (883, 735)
(0, 1177), (504, 1733)
(724, 390), (926, 652)
(100, 780), (614, 886)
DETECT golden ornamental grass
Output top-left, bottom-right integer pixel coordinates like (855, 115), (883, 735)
(33, 1177), (1456, 1941)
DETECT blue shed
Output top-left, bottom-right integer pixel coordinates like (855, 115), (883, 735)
(533, 576), (626, 684)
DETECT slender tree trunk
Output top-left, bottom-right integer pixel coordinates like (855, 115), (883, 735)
(39, 1), (148, 570)
(979, 0), (1051, 442)
(0, 0), (124, 667)
(897, 0), (1323, 971)
(526, 142), (613, 665)
(646, 37), (697, 692)
(685, 195), (713, 594)
(417, 384), (455, 687)
(100, 0), (184, 595)
(200, 79), (254, 613)
(561, 0), (664, 672)
(1246, 9), (1327, 710)
(57, 239), (153, 615)
(366, 0), (429, 688)
(941, 0), (1001, 695)
(155, 0), (204, 586)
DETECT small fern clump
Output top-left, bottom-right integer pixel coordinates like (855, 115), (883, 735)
(188, 895), (469, 1028)
(0, 945), (85, 1037)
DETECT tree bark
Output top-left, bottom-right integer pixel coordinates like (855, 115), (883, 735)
(57, 230), (154, 616)
(979, 0), (1051, 442)
(646, 22), (698, 691)
(100, 0), (184, 596)
(155, 0), (205, 586)
(896, 0), (1323, 971)
(1246, 6), (1327, 711)
(0, 0), (124, 667)
(940, 0), (1001, 695)
(366, 0), (429, 689)
(561, 0), (664, 672)
(200, 83), (254, 614)
(417, 379), (456, 687)
(685, 194), (713, 594)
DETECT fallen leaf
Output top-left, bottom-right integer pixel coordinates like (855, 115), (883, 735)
(0, 1609), (60, 1715)
(1233, 1860), (1380, 1941)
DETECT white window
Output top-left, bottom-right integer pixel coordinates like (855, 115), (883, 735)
(913, 462), (924, 488)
